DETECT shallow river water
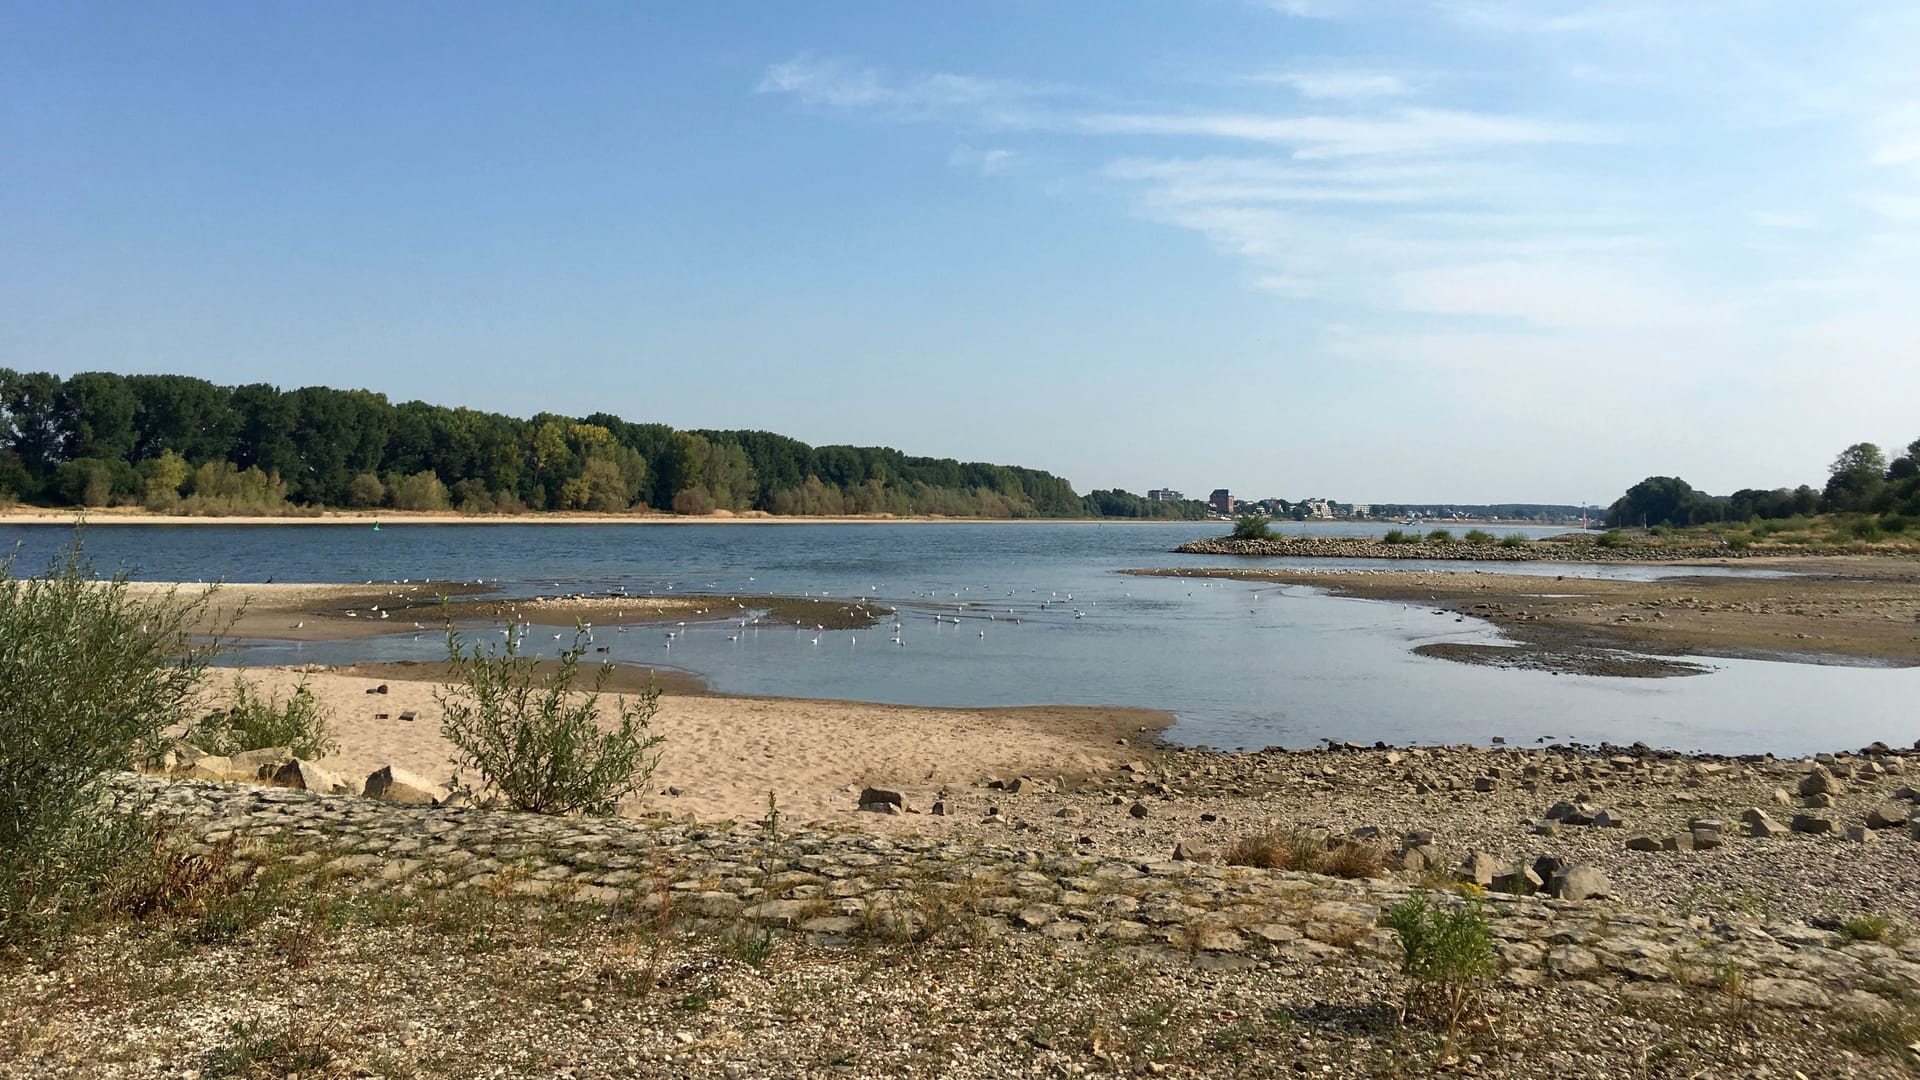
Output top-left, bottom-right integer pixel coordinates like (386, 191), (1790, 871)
(4, 520), (1911, 756)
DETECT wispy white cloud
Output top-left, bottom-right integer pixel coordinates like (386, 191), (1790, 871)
(949, 145), (1015, 175)
(1076, 107), (1606, 157)
(1244, 71), (1412, 100)
(1392, 258), (1701, 331)
(1259, 0), (1353, 18)
(756, 55), (1051, 122)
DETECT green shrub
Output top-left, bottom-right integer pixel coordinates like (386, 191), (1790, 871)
(1462, 529), (1493, 544)
(1500, 533), (1529, 548)
(436, 627), (664, 815)
(1381, 529), (1418, 545)
(1595, 529), (1628, 548)
(0, 533), (216, 949)
(1880, 514), (1910, 534)
(1842, 914), (1891, 942)
(183, 675), (337, 760)
(1425, 528), (1455, 543)
(1648, 524), (1669, 537)
(1382, 893), (1496, 1040)
(1230, 514), (1271, 541)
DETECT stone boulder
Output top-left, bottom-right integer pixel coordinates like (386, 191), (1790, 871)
(1741, 808), (1787, 838)
(1395, 844), (1443, 873)
(230, 746), (295, 780)
(1797, 767), (1835, 797)
(1624, 835), (1661, 852)
(858, 786), (906, 810)
(185, 755), (236, 782)
(1865, 802), (1910, 829)
(1550, 864), (1612, 901)
(1457, 851), (1501, 887)
(272, 758), (350, 795)
(1790, 813), (1836, 835)
(1171, 840), (1218, 864)
(363, 765), (440, 805)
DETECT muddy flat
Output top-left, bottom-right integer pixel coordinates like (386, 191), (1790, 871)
(1129, 556), (1920, 675)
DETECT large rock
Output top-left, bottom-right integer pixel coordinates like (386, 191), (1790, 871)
(858, 786), (906, 810)
(1743, 809), (1788, 838)
(1171, 840), (1218, 864)
(1456, 851), (1501, 887)
(1797, 767), (1835, 797)
(273, 758), (350, 795)
(1491, 866), (1544, 895)
(1589, 808), (1627, 829)
(1551, 864), (1612, 901)
(230, 745), (295, 780)
(363, 765), (440, 805)
(1865, 802), (1910, 829)
(185, 755), (234, 782)
(1790, 813), (1836, 835)
(1624, 835), (1661, 852)
(1395, 844), (1443, 873)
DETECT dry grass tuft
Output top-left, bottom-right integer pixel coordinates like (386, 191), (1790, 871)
(1224, 828), (1385, 880)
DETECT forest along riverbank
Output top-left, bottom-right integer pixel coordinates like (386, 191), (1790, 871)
(1129, 556), (1920, 676)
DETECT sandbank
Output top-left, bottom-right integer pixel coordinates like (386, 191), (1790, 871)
(234, 663), (1169, 826)
(1129, 556), (1920, 673)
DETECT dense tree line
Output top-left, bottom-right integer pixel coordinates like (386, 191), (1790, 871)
(0, 369), (1184, 520)
(1606, 439), (1920, 529)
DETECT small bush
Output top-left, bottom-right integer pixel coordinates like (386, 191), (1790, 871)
(1224, 828), (1383, 880)
(1381, 528), (1418, 545)
(0, 532), (217, 949)
(436, 627), (664, 815)
(1231, 514), (1272, 541)
(1321, 840), (1386, 880)
(1225, 828), (1323, 871)
(1382, 893), (1496, 1040)
(1462, 529), (1493, 544)
(184, 675), (337, 759)
(1595, 529), (1628, 548)
(1425, 528), (1455, 543)
(1500, 533), (1529, 548)
(1842, 914), (1891, 942)
(1880, 514), (1910, 534)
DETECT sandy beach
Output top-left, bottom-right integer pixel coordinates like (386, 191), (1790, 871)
(232, 663), (1168, 826)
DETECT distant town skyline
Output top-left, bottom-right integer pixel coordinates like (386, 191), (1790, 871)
(4, 3), (1917, 502)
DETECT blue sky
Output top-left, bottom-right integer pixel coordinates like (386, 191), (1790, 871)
(4, 2), (1918, 503)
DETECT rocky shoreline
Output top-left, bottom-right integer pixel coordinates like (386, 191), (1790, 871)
(9, 735), (1920, 1077)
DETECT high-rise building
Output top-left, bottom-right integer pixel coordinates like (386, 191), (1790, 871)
(1208, 489), (1234, 516)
